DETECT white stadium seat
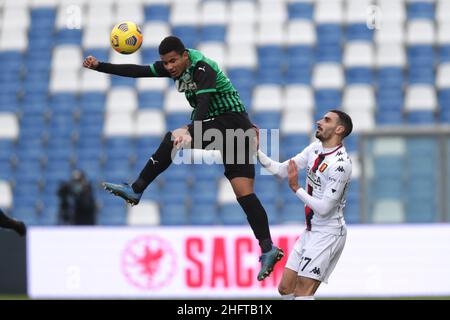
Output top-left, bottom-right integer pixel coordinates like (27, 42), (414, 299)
(283, 85), (314, 112)
(226, 44), (257, 69)
(170, 2), (199, 26)
(374, 22), (405, 44)
(229, 1), (257, 24)
(373, 137), (406, 157)
(406, 20), (436, 45)
(286, 20), (316, 46)
(82, 26), (110, 49)
(85, 3), (114, 28)
(377, 0), (406, 23)
(141, 22), (171, 48)
(258, 1), (287, 23)
(342, 85), (376, 112)
(80, 68), (110, 92)
(217, 177), (237, 204)
(252, 85), (283, 112)
(312, 63), (344, 89)
(115, 3), (145, 26)
(127, 200), (160, 226)
(0, 28), (28, 51)
(106, 87), (138, 113)
(197, 42), (226, 68)
(0, 113), (19, 139)
(1, 7), (30, 30)
(136, 110), (166, 136)
(437, 22), (450, 45)
(281, 110), (313, 134)
(436, 0), (450, 24)
(103, 112), (135, 137)
(405, 85), (437, 111)
(314, 0), (344, 24)
(137, 77), (169, 91)
(52, 45), (83, 70)
(345, 0), (373, 24)
(257, 21), (285, 46)
(436, 63), (450, 89)
(49, 69), (80, 93)
(226, 22), (256, 45)
(342, 110), (374, 132)
(376, 44), (406, 67)
(343, 42), (375, 67)
(164, 88), (190, 113)
(201, 1), (228, 25)
(373, 199), (405, 224)
(0, 181), (13, 209)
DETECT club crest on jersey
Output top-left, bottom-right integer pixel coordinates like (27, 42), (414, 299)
(319, 163), (328, 173)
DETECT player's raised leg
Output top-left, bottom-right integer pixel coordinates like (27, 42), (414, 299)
(0, 208), (26, 237)
(103, 128), (188, 205)
(230, 177), (284, 281)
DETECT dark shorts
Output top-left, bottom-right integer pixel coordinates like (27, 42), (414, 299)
(187, 112), (256, 180)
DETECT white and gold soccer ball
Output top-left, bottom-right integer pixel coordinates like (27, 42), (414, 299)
(110, 21), (143, 54)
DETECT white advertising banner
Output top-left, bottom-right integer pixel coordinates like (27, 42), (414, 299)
(27, 224), (450, 298)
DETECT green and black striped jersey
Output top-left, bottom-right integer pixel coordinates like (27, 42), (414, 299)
(149, 49), (247, 120)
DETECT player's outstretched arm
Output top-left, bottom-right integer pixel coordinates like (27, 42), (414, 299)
(82, 55), (157, 78)
(257, 149), (289, 178)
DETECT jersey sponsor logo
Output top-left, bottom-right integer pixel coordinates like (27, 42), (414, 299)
(307, 171), (321, 187)
(176, 72), (197, 92)
(319, 162), (328, 173)
(335, 166), (345, 172)
(310, 267), (321, 276)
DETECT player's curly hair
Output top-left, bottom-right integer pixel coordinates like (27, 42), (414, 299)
(330, 109), (353, 138)
(158, 36), (186, 55)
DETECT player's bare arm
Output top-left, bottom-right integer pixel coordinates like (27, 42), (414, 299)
(288, 160), (300, 193)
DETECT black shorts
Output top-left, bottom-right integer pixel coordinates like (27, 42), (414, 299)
(187, 112), (256, 180)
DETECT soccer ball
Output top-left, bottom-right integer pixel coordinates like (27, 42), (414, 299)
(110, 21), (143, 54)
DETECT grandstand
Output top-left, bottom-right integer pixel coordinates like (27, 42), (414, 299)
(0, 0), (449, 228)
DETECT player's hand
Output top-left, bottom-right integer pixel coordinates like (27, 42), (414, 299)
(83, 56), (99, 69)
(174, 134), (192, 149)
(288, 159), (300, 193)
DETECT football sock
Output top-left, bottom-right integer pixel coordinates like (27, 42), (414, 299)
(237, 193), (273, 253)
(132, 132), (174, 193)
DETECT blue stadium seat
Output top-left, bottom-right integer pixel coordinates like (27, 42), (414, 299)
(279, 203), (304, 224)
(317, 24), (343, 45)
(80, 92), (106, 112)
(346, 67), (373, 84)
(438, 45), (450, 63)
(287, 2), (313, 20)
(141, 47), (160, 63)
(55, 29), (82, 45)
(166, 112), (191, 129)
(408, 66), (434, 84)
(110, 75), (136, 87)
(346, 23), (373, 42)
(251, 112), (280, 130)
(227, 68), (255, 90)
(377, 67), (404, 89)
(315, 89), (342, 114)
(83, 48), (109, 62)
(316, 44), (342, 63)
(220, 203), (247, 225)
(172, 26), (199, 49)
(144, 4), (170, 21)
(406, 111), (436, 124)
(190, 204), (220, 225)
(407, 2), (435, 20)
(408, 46), (435, 68)
(160, 203), (188, 225)
(200, 25), (226, 42)
(98, 205), (127, 225)
(138, 90), (164, 109)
